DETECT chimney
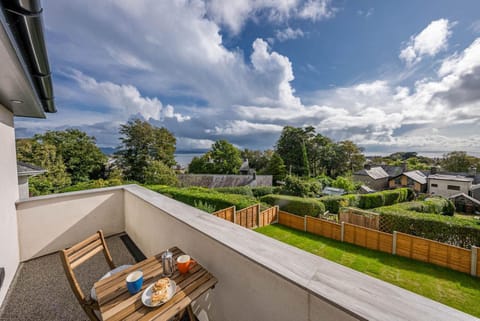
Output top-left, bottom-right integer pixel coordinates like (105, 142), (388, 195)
(430, 166), (437, 175)
(364, 164), (371, 170)
(468, 166), (477, 177)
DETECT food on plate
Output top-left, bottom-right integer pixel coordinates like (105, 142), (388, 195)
(150, 278), (171, 305)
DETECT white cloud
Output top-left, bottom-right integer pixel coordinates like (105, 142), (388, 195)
(298, 0), (333, 21)
(70, 70), (189, 122)
(276, 27), (304, 41)
(399, 19), (454, 65)
(205, 0), (333, 34)
(470, 20), (480, 34)
(207, 120), (283, 136)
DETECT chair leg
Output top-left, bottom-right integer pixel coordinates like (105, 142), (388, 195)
(186, 305), (195, 321)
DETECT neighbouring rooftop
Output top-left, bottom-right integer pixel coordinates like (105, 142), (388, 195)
(429, 174), (474, 182)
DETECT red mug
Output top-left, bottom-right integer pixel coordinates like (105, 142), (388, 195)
(176, 255), (196, 274)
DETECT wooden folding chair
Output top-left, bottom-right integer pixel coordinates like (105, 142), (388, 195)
(60, 230), (117, 321)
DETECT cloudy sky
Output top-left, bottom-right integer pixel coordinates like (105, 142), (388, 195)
(15, 0), (480, 154)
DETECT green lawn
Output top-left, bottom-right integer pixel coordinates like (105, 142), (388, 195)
(255, 224), (480, 317)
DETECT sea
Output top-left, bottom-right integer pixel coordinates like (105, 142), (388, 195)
(175, 153), (204, 167)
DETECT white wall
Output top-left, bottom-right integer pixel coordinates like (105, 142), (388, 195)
(16, 187), (125, 261)
(17, 176), (28, 200)
(0, 105), (19, 305)
(429, 178), (471, 197)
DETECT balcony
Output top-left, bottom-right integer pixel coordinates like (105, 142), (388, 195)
(0, 185), (476, 321)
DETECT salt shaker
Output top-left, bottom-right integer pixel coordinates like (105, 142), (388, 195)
(161, 249), (175, 277)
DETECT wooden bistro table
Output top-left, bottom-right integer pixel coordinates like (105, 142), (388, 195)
(94, 247), (217, 321)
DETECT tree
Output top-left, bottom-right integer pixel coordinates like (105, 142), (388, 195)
(276, 126), (310, 176)
(263, 152), (286, 183)
(144, 160), (178, 185)
(16, 139), (71, 195)
(209, 140), (242, 174)
(441, 151), (477, 172)
(240, 149), (273, 172)
(337, 140), (365, 174)
(36, 129), (107, 184)
(115, 119), (176, 182)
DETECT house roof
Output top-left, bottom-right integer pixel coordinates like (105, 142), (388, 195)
(381, 165), (404, 178)
(403, 170), (427, 185)
(471, 184), (480, 191)
(17, 161), (45, 177)
(359, 185), (375, 193)
(322, 187), (346, 196)
(239, 159), (249, 171)
(355, 166), (389, 180)
(448, 193), (480, 206)
(428, 174), (473, 183)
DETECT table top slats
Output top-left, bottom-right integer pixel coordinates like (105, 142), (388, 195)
(94, 247), (217, 321)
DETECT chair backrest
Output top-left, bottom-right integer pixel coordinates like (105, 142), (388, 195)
(60, 230), (115, 321)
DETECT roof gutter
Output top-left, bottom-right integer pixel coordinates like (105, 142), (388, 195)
(2, 0), (55, 113)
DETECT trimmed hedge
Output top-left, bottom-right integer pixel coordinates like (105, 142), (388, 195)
(214, 186), (254, 197)
(406, 197), (455, 216)
(318, 188), (412, 214)
(260, 194), (325, 217)
(251, 186), (281, 198)
(146, 185), (258, 211)
(374, 203), (480, 248)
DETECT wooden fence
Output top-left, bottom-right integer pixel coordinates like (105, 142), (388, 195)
(277, 211), (480, 277)
(212, 204), (279, 229)
(212, 206), (235, 223)
(259, 206), (279, 227)
(339, 207), (380, 230)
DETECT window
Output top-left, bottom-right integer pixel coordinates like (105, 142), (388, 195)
(395, 177), (401, 184)
(431, 183), (438, 187)
(407, 178), (414, 186)
(447, 185), (460, 191)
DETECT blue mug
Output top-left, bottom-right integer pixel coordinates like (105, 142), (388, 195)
(126, 270), (143, 294)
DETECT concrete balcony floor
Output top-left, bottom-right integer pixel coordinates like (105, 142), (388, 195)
(0, 234), (138, 321)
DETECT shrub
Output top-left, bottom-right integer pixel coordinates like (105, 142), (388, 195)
(318, 194), (359, 214)
(282, 176), (322, 197)
(374, 204), (480, 248)
(59, 178), (125, 193)
(358, 193), (385, 209)
(260, 194), (325, 217)
(146, 185), (258, 211)
(251, 186), (281, 198)
(214, 186), (254, 197)
(406, 197), (455, 216)
(193, 200), (216, 213)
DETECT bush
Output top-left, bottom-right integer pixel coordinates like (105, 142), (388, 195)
(358, 193), (385, 209)
(59, 178), (125, 193)
(260, 194), (325, 217)
(146, 185), (258, 211)
(406, 197), (455, 216)
(193, 200), (216, 213)
(282, 176), (322, 197)
(374, 203), (480, 248)
(214, 186), (254, 197)
(251, 186), (281, 198)
(318, 194), (359, 214)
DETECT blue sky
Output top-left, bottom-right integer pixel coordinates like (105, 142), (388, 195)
(15, 0), (480, 154)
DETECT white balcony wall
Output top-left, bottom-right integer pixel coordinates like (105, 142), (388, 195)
(16, 186), (125, 261)
(0, 106), (19, 305)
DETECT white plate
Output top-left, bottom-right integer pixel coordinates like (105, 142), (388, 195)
(141, 279), (176, 307)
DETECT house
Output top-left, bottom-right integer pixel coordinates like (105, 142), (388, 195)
(16, 161), (45, 199)
(353, 165), (390, 190)
(471, 184), (480, 202)
(0, 2), (475, 320)
(449, 193), (480, 214)
(389, 170), (428, 193)
(428, 174), (474, 198)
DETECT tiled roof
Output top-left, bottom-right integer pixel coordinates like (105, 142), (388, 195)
(17, 161), (45, 176)
(403, 170), (427, 185)
(355, 166), (389, 180)
(448, 193), (480, 206)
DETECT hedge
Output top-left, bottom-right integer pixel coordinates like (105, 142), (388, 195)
(405, 197), (455, 216)
(251, 186), (281, 198)
(260, 194), (325, 217)
(146, 185), (258, 211)
(319, 195), (355, 214)
(374, 204), (480, 248)
(214, 186), (254, 197)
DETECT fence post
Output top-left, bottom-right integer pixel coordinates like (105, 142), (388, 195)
(341, 222), (345, 242)
(304, 215), (307, 232)
(392, 231), (398, 255)
(275, 206), (279, 224)
(471, 246), (478, 277)
(257, 204), (261, 227)
(233, 206), (237, 225)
